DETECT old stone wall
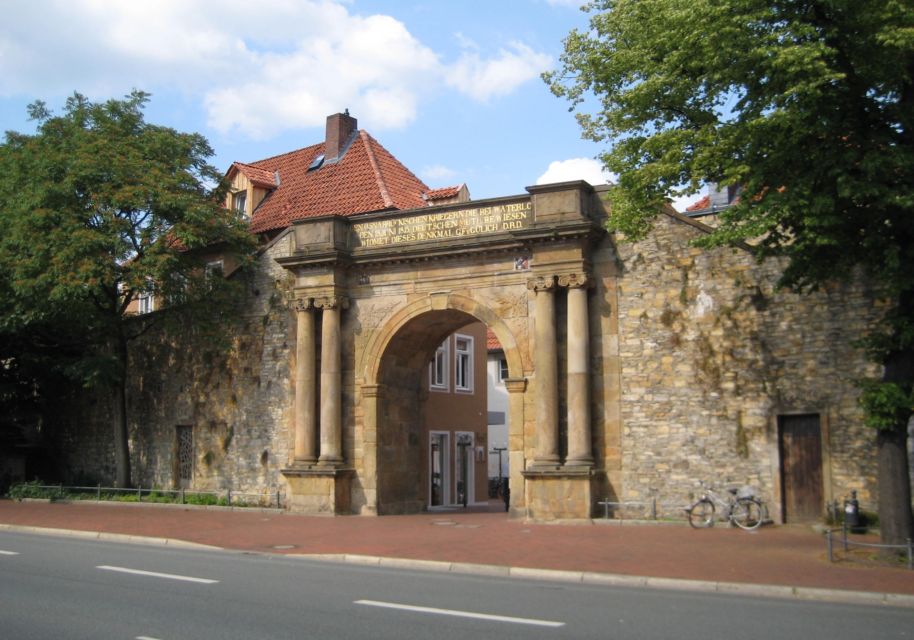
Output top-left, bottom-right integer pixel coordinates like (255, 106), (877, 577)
(56, 241), (296, 500)
(602, 213), (883, 515)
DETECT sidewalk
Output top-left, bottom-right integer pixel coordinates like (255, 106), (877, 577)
(1, 499), (911, 606)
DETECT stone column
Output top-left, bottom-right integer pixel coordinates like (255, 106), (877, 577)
(293, 298), (317, 462)
(359, 383), (382, 514)
(561, 273), (593, 467)
(527, 276), (560, 466)
(317, 297), (346, 465)
(504, 377), (527, 512)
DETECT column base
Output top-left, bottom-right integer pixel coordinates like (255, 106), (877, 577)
(282, 466), (353, 515)
(522, 467), (595, 520)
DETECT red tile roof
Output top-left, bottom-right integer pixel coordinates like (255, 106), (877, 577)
(486, 328), (502, 351)
(685, 195), (710, 212)
(230, 162), (278, 189)
(243, 130), (431, 234)
(425, 185), (462, 201)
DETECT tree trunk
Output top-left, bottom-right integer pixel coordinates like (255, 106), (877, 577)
(112, 332), (132, 488)
(878, 347), (914, 546)
(877, 422), (913, 546)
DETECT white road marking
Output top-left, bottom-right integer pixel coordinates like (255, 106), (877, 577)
(354, 599), (565, 628)
(136, 636), (163, 640)
(0, 550), (20, 555)
(96, 565), (218, 584)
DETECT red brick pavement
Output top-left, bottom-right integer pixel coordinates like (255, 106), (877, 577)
(1, 499), (911, 596)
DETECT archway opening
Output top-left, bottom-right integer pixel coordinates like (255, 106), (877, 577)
(375, 308), (501, 515)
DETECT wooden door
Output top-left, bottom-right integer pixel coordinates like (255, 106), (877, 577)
(778, 414), (824, 522)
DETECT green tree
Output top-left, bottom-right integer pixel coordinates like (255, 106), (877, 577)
(0, 91), (256, 487)
(545, 0), (914, 544)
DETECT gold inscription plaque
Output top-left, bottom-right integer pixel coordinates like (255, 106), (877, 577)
(352, 200), (532, 247)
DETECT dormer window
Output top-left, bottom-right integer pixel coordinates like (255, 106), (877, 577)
(233, 191), (247, 214)
(308, 154), (325, 172)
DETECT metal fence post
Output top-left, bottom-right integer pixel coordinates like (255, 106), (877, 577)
(276, 490), (280, 509)
(651, 497), (657, 520)
(180, 488), (185, 504)
(842, 518), (848, 551)
(826, 529), (833, 563)
(137, 486), (142, 501)
(227, 489), (232, 506)
(97, 484), (101, 501)
(907, 538), (912, 571)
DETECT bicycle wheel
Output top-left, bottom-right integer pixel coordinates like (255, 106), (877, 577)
(688, 499), (715, 528)
(731, 498), (763, 530)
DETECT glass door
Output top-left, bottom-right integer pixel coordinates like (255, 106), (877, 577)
(455, 432), (474, 507)
(429, 432), (449, 507)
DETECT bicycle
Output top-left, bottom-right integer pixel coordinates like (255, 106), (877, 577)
(490, 447), (509, 512)
(686, 482), (765, 531)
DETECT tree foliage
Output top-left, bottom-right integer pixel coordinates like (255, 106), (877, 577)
(0, 91), (256, 486)
(546, 0), (914, 542)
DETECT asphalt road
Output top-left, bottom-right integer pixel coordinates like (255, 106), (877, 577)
(1, 531), (911, 640)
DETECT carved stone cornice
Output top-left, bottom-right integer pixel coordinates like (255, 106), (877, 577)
(292, 297), (314, 312)
(558, 272), (591, 289)
(314, 296), (350, 310)
(526, 275), (557, 292)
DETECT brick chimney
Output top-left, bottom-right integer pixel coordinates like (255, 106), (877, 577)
(325, 110), (358, 162)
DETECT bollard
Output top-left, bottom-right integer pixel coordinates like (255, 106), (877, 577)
(97, 483), (101, 501)
(276, 490), (281, 509)
(137, 486), (142, 501)
(180, 488), (185, 504)
(651, 497), (657, 520)
(826, 529), (833, 563)
(226, 489), (232, 506)
(908, 538), (912, 571)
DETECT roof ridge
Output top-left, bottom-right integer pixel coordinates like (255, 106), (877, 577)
(360, 130), (395, 209)
(248, 142), (323, 166)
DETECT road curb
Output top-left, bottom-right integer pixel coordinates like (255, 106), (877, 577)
(297, 553), (914, 609)
(0, 523), (222, 551)
(3, 524), (911, 608)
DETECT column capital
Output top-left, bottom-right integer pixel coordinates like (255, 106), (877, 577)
(526, 275), (557, 292)
(558, 272), (592, 289)
(504, 377), (527, 394)
(292, 297), (314, 312)
(315, 296), (349, 310)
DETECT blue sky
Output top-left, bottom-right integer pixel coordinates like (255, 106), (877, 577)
(0, 0), (697, 209)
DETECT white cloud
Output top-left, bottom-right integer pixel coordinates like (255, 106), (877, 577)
(0, 0), (551, 138)
(421, 164), (458, 182)
(447, 42), (553, 102)
(536, 158), (615, 187)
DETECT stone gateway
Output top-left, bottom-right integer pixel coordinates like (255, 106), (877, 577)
(58, 114), (882, 522)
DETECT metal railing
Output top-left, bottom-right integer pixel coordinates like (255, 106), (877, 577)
(597, 499), (687, 521)
(825, 522), (913, 570)
(15, 483), (285, 509)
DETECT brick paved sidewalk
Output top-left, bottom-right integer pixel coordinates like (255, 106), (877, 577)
(1, 499), (911, 599)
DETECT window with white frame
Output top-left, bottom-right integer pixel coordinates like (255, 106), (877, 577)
(429, 339), (449, 391)
(233, 190), (247, 214)
(498, 357), (508, 381)
(137, 291), (155, 314)
(454, 334), (473, 392)
(205, 260), (224, 279)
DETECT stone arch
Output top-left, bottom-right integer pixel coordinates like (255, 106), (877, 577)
(358, 292), (526, 386)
